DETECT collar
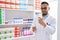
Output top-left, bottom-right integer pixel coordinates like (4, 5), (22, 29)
(43, 14), (49, 19)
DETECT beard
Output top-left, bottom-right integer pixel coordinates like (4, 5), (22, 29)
(42, 12), (48, 16)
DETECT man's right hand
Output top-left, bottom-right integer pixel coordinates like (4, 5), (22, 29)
(32, 26), (37, 32)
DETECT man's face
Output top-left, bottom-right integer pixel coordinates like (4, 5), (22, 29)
(41, 4), (50, 16)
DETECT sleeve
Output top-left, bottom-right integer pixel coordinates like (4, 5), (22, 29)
(44, 18), (56, 35)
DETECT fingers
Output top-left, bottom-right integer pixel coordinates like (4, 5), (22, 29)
(32, 26), (37, 32)
(38, 17), (43, 20)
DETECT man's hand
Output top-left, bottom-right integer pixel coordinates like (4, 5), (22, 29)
(32, 26), (37, 32)
(38, 17), (46, 28)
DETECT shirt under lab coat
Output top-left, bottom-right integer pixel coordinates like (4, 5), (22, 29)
(32, 14), (56, 40)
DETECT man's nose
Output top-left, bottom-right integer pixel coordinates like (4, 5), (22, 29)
(42, 9), (45, 11)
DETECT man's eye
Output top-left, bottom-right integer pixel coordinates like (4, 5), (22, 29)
(41, 8), (47, 9)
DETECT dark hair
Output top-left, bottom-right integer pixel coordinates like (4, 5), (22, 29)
(41, 2), (49, 5)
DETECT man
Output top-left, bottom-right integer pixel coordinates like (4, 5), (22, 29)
(32, 1), (56, 40)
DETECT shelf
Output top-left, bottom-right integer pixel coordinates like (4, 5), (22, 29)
(5, 9), (34, 11)
(20, 10), (34, 12)
(0, 23), (32, 26)
(0, 0), (35, 40)
(5, 9), (34, 12)
(0, 35), (35, 40)
(12, 35), (35, 40)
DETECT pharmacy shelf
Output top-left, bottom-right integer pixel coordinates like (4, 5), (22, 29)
(13, 35), (35, 40)
(0, 0), (35, 40)
(1, 35), (35, 40)
(0, 32), (35, 40)
(0, 33), (14, 37)
(0, 23), (32, 25)
(19, 10), (34, 11)
(6, 9), (34, 12)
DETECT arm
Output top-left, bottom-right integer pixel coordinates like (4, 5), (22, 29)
(44, 19), (56, 34)
(38, 17), (56, 34)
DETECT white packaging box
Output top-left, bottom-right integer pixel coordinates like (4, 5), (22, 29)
(26, 29), (29, 35)
(6, 4), (10, 8)
(8, 20), (13, 24)
(20, 0), (28, 4)
(20, 5), (27, 9)
(13, 18), (23, 24)
(35, 12), (42, 18)
(26, 29), (33, 35)
(0, 4), (5, 7)
(6, 0), (10, 2)
(0, 28), (15, 40)
(28, 0), (34, 5)
(23, 30), (27, 36)
(20, 1), (26, 4)
(15, 0), (20, 4)
(27, 6), (34, 11)
(0, 33), (14, 40)
(11, 5), (15, 9)
(0, 0), (5, 1)
(11, 0), (15, 3)
(2, 9), (5, 24)
(23, 21), (28, 23)
(0, 28), (14, 34)
(16, 5), (20, 9)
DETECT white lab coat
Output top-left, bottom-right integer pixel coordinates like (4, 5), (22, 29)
(32, 14), (56, 40)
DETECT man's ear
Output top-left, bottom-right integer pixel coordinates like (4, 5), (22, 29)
(48, 7), (50, 10)
(47, 6), (50, 10)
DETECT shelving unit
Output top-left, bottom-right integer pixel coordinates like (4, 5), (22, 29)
(0, 0), (35, 40)
(0, 0), (42, 40)
(0, 10), (34, 40)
